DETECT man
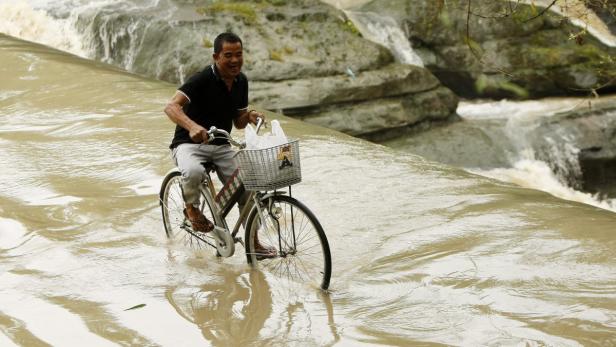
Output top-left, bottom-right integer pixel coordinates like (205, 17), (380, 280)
(164, 32), (263, 232)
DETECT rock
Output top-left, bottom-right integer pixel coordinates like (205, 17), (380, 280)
(296, 85), (459, 139)
(360, 0), (616, 99)
(250, 63), (439, 109)
(533, 97), (616, 196)
(249, 63), (457, 138)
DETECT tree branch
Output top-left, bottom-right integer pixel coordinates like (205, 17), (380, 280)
(522, 0), (558, 23)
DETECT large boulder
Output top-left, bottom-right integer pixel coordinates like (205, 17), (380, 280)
(250, 63), (458, 138)
(251, 63), (459, 139)
(359, 0), (616, 99)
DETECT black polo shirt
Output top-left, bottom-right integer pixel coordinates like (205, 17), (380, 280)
(169, 64), (248, 148)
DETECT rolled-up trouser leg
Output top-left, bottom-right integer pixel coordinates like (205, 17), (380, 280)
(172, 144), (212, 207)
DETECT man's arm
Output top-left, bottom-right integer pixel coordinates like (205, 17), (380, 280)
(164, 91), (208, 142)
(234, 109), (264, 129)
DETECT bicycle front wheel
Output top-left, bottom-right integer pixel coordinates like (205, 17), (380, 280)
(160, 171), (215, 251)
(245, 195), (332, 290)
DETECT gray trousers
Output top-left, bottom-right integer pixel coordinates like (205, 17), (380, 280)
(172, 143), (240, 207)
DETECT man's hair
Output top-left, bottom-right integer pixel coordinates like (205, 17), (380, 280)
(214, 32), (243, 54)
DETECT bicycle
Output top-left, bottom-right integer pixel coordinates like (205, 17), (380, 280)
(159, 119), (332, 290)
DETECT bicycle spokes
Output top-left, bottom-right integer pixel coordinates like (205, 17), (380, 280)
(246, 196), (331, 290)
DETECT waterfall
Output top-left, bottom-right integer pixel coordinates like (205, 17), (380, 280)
(0, 0), (88, 57)
(457, 99), (616, 212)
(343, 10), (424, 67)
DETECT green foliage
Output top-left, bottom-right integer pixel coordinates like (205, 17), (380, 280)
(269, 49), (284, 61)
(124, 304), (146, 311)
(265, 0), (286, 5)
(464, 36), (484, 56)
(196, 2), (258, 24)
(202, 38), (213, 48)
(475, 74), (529, 98)
(342, 19), (361, 37)
(511, 5), (539, 23)
(499, 81), (530, 98)
(439, 8), (451, 27)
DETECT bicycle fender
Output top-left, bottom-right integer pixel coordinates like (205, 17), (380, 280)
(164, 167), (181, 177)
(258, 191), (287, 201)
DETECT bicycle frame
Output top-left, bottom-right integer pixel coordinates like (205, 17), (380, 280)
(200, 169), (282, 238)
(189, 118), (298, 256)
(200, 167), (297, 242)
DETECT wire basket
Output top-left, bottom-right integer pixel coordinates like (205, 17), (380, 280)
(235, 140), (301, 191)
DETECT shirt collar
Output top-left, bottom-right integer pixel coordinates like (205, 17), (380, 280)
(211, 64), (240, 83)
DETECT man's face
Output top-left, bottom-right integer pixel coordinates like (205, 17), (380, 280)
(214, 41), (243, 79)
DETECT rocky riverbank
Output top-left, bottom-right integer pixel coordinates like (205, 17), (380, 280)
(72, 0), (459, 138)
(70, 0), (616, 137)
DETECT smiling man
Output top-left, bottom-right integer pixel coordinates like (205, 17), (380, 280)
(164, 32), (263, 232)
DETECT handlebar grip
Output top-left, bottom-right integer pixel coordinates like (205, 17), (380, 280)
(206, 126), (217, 143)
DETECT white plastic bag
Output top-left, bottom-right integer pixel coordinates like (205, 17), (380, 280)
(244, 123), (259, 149)
(245, 120), (288, 149)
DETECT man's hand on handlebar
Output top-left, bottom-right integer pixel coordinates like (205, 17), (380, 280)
(247, 109), (265, 126)
(189, 125), (209, 143)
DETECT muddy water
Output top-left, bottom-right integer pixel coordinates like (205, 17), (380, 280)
(1, 34), (616, 346)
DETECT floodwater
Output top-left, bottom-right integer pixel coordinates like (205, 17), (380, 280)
(1, 34), (616, 346)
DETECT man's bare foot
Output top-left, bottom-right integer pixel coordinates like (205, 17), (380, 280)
(184, 205), (214, 232)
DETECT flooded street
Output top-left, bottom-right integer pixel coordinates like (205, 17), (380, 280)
(1, 33), (616, 346)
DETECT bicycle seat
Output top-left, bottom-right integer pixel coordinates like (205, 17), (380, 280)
(201, 162), (216, 173)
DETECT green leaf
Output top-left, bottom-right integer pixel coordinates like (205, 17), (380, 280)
(124, 304), (146, 311)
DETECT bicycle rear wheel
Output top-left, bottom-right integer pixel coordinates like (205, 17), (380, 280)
(160, 171), (216, 251)
(245, 195), (331, 290)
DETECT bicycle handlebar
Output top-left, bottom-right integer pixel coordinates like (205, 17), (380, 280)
(206, 116), (264, 149)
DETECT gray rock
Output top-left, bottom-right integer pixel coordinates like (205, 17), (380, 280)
(250, 63), (440, 110)
(295, 86), (458, 138)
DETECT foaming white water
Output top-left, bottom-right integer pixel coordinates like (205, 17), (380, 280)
(344, 10), (424, 67)
(457, 97), (616, 212)
(470, 159), (616, 212)
(320, 0), (372, 9)
(0, 1), (88, 57)
(457, 98), (585, 121)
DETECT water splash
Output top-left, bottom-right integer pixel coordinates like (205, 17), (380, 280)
(458, 98), (616, 213)
(470, 160), (616, 212)
(0, 0), (88, 57)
